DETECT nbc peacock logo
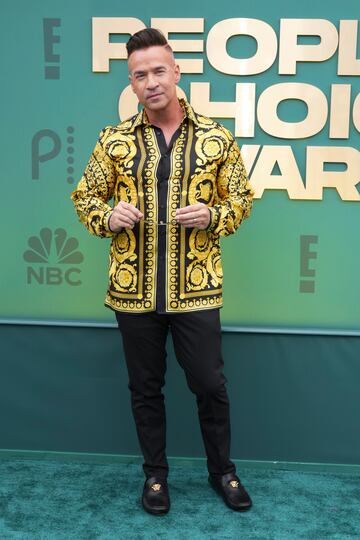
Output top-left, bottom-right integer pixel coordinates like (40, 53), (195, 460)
(23, 228), (84, 286)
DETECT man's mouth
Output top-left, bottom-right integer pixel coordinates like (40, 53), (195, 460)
(147, 93), (163, 99)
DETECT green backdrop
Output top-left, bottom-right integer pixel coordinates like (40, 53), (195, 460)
(1, 0), (359, 334)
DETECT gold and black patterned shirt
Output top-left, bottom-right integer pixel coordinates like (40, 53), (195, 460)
(71, 99), (254, 313)
(152, 123), (183, 312)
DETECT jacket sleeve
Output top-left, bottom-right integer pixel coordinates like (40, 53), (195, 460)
(71, 127), (116, 238)
(207, 135), (254, 237)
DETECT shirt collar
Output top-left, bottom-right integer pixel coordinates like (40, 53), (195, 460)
(130, 98), (199, 131)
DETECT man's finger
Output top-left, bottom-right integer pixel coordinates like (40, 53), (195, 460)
(120, 216), (136, 227)
(117, 200), (143, 219)
(116, 207), (141, 222)
(177, 203), (204, 213)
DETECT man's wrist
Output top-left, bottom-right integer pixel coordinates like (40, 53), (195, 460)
(106, 210), (115, 233)
(206, 207), (211, 229)
(206, 207), (215, 232)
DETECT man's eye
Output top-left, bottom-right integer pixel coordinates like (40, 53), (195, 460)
(135, 74), (145, 80)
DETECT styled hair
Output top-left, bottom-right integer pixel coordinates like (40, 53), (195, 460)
(126, 28), (172, 58)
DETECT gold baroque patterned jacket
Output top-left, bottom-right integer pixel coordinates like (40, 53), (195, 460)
(71, 99), (254, 313)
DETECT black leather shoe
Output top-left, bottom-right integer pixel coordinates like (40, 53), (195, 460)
(208, 472), (252, 512)
(142, 477), (170, 515)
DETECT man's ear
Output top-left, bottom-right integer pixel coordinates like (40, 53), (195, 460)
(174, 63), (181, 84)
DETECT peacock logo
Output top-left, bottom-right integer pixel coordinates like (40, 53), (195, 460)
(23, 228), (84, 286)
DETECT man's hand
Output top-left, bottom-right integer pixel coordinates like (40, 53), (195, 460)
(176, 203), (211, 230)
(109, 201), (143, 232)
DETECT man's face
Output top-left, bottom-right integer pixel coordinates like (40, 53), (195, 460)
(128, 45), (180, 112)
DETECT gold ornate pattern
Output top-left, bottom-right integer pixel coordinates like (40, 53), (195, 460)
(188, 229), (211, 261)
(141, 126), (160, 309)
(71, 128), (117, 238)
(106, 133), (137, 167)
(107, 128), (142, 304)
(113, 229), (136, 263)
(195, 128), (228, 165)
(167, 121), (189, 311)
(71, 99), (254, 313)
(114, 263), (137, 292)
(206, 246), (223, 288)
(134, 126), (146, 305)
(188, 172), (216, 206)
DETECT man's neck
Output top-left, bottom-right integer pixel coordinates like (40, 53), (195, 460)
(145, 99), (184, 131)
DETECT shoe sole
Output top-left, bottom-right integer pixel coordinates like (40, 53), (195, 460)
(142, 497), (170, 516)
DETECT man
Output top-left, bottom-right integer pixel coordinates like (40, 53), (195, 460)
(71, 28), (254, 515)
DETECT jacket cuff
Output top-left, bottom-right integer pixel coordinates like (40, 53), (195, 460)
(206, 206), (220, 234)
(103, 209), (115, 235)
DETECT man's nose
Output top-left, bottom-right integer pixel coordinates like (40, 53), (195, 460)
(146, 73), (159, 89)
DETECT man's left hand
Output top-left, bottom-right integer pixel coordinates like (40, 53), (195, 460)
(176, 203), (211, 230)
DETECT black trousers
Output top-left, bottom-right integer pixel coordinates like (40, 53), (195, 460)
(115, 308), (236, 479)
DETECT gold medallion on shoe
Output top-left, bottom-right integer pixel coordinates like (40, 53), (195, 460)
(230, 480), (239, 488)
(151, 483), (162, 491)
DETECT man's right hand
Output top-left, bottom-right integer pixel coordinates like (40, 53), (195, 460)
(109, 201), (143, 232)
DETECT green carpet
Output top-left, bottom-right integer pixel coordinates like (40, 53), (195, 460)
(0, 458), (359, 539)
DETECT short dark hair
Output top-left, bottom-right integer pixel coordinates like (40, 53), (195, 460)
(126, 28), (172, 58)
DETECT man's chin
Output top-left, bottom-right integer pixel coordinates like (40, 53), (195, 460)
(145, 95), (168, 108)
(146, 101), (167, 111)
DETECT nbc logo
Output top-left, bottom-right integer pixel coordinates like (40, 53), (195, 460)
(23, 228), (84, 286)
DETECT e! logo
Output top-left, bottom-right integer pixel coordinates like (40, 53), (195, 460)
(299, 235), (318, 293)
(43, 18), (61, 79)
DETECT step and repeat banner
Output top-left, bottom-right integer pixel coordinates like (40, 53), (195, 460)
(1, 0), (359, 333)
